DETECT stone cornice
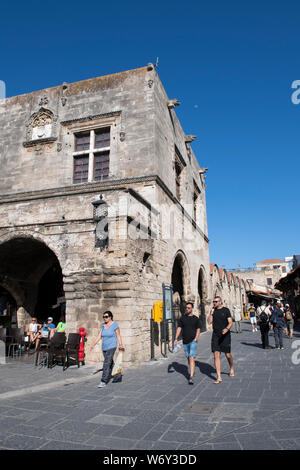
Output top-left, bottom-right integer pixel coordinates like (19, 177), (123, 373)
(23, 137), (57, 148)
(0, 174), (209, 242)
(60, 111), (121, 126)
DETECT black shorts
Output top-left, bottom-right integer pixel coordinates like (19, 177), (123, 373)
(211, 331), (231, 354)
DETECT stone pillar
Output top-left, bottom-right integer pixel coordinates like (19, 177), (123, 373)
(17, 307), (31, 329)
(0, 339), (6, 364)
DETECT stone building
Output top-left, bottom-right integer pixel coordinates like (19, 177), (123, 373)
(275, 255), (300, 319)
(227, 258), (290, 291)
(0, 64), (212, 365)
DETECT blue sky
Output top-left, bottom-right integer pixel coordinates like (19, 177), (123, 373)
(1, 0), (299, 269)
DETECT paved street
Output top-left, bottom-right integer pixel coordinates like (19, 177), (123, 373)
(0, 320), (299, 450)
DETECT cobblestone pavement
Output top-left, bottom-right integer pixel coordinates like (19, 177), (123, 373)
(0, 321), (299, 450)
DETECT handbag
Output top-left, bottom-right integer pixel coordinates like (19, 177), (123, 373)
(112, 351), (123, 377)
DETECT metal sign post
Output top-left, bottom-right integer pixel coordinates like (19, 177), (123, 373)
(162, 283), (174, 358)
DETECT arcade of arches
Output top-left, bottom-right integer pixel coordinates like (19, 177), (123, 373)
(170, 256), (248, 334)
(0, 238), (249, 363)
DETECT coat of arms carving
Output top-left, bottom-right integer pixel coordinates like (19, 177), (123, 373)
(24, 107), (58, 147)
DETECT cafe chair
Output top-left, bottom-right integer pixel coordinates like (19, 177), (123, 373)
(64, 333), (81, 370)
(48, 332), (66, 368)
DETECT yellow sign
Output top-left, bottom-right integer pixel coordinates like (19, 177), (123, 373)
(152, 301), (163, 322)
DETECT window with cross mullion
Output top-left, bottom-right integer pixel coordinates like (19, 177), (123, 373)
(73, 128), (110, 184)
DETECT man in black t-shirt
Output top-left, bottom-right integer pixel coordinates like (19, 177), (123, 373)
(208, 296), (234, 384)
(174, 302), (201, 385)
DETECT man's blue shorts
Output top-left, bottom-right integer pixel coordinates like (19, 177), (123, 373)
(183, 341), (198, 358)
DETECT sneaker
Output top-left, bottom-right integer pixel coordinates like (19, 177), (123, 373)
(280, 347), (284, 350)
(97, 381), (106, 388)
(188, 377), (194, 385)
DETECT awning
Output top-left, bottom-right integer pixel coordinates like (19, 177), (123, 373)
(247, 291), (280, 300)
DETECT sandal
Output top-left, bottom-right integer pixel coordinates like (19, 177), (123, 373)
(213, 378), (222, 384)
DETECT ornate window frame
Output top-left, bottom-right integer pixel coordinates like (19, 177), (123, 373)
(61, 112), (121, 185)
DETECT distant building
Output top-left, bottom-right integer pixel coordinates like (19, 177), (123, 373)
(228, 258), (290, 291)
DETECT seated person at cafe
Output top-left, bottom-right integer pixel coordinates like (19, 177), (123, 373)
(34, 317), (56, 349)
(49, 315), (66, 339)
(25, 317), (41, 346)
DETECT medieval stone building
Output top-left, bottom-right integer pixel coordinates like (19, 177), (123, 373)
(0, 64), (215, 365)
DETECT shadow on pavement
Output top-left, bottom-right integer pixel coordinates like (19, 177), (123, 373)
(168, 360), (216, 381)
(196, 361), (216, 380)
(168, 361), (189, 379)
(241, 342), (263, 349)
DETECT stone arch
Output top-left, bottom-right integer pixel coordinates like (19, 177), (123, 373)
(214, 284), (222, 298)
(240, 279), (247, 316)
(0, 234), (65, 328)
(210, 264), (222, 301)
(171, 250), (191, 320)
(0, 230), (66, 271)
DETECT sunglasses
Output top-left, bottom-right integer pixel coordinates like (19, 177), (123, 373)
(103, 315), (110, 319)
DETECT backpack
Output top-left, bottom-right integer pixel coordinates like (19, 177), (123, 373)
(259, 311), (269, 324)
(285, 311), (292, 321)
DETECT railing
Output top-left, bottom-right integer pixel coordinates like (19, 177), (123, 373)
(227, 266), (282, 273)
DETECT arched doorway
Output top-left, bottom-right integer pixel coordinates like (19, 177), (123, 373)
(0, 237), (65, 326)
(171, 251), (190, 324)
(198, 267), (208, 332)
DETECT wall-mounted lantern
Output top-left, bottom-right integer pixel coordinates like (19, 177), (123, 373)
(91, 194), (109, 250)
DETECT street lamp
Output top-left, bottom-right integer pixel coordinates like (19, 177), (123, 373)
(91, 195), (109, 250)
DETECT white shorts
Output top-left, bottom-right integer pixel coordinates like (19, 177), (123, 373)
(250, 317), (257, 324)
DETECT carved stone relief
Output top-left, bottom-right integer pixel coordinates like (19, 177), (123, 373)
(39, 96), (49, 106)
(31, 112), (52, 140)
(24, 107), (58, 147)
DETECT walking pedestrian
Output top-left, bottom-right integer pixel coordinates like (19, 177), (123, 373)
(248, 304), (258, 332)
(90, 311), (125, 388)
(232, 305), (242, 333)
(284, 304), (295, 339)
(270, 302), (285, 349)
(257, 301), (272, 349)
(174, 302), (201, 385)
(208, 296), (234, 384)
